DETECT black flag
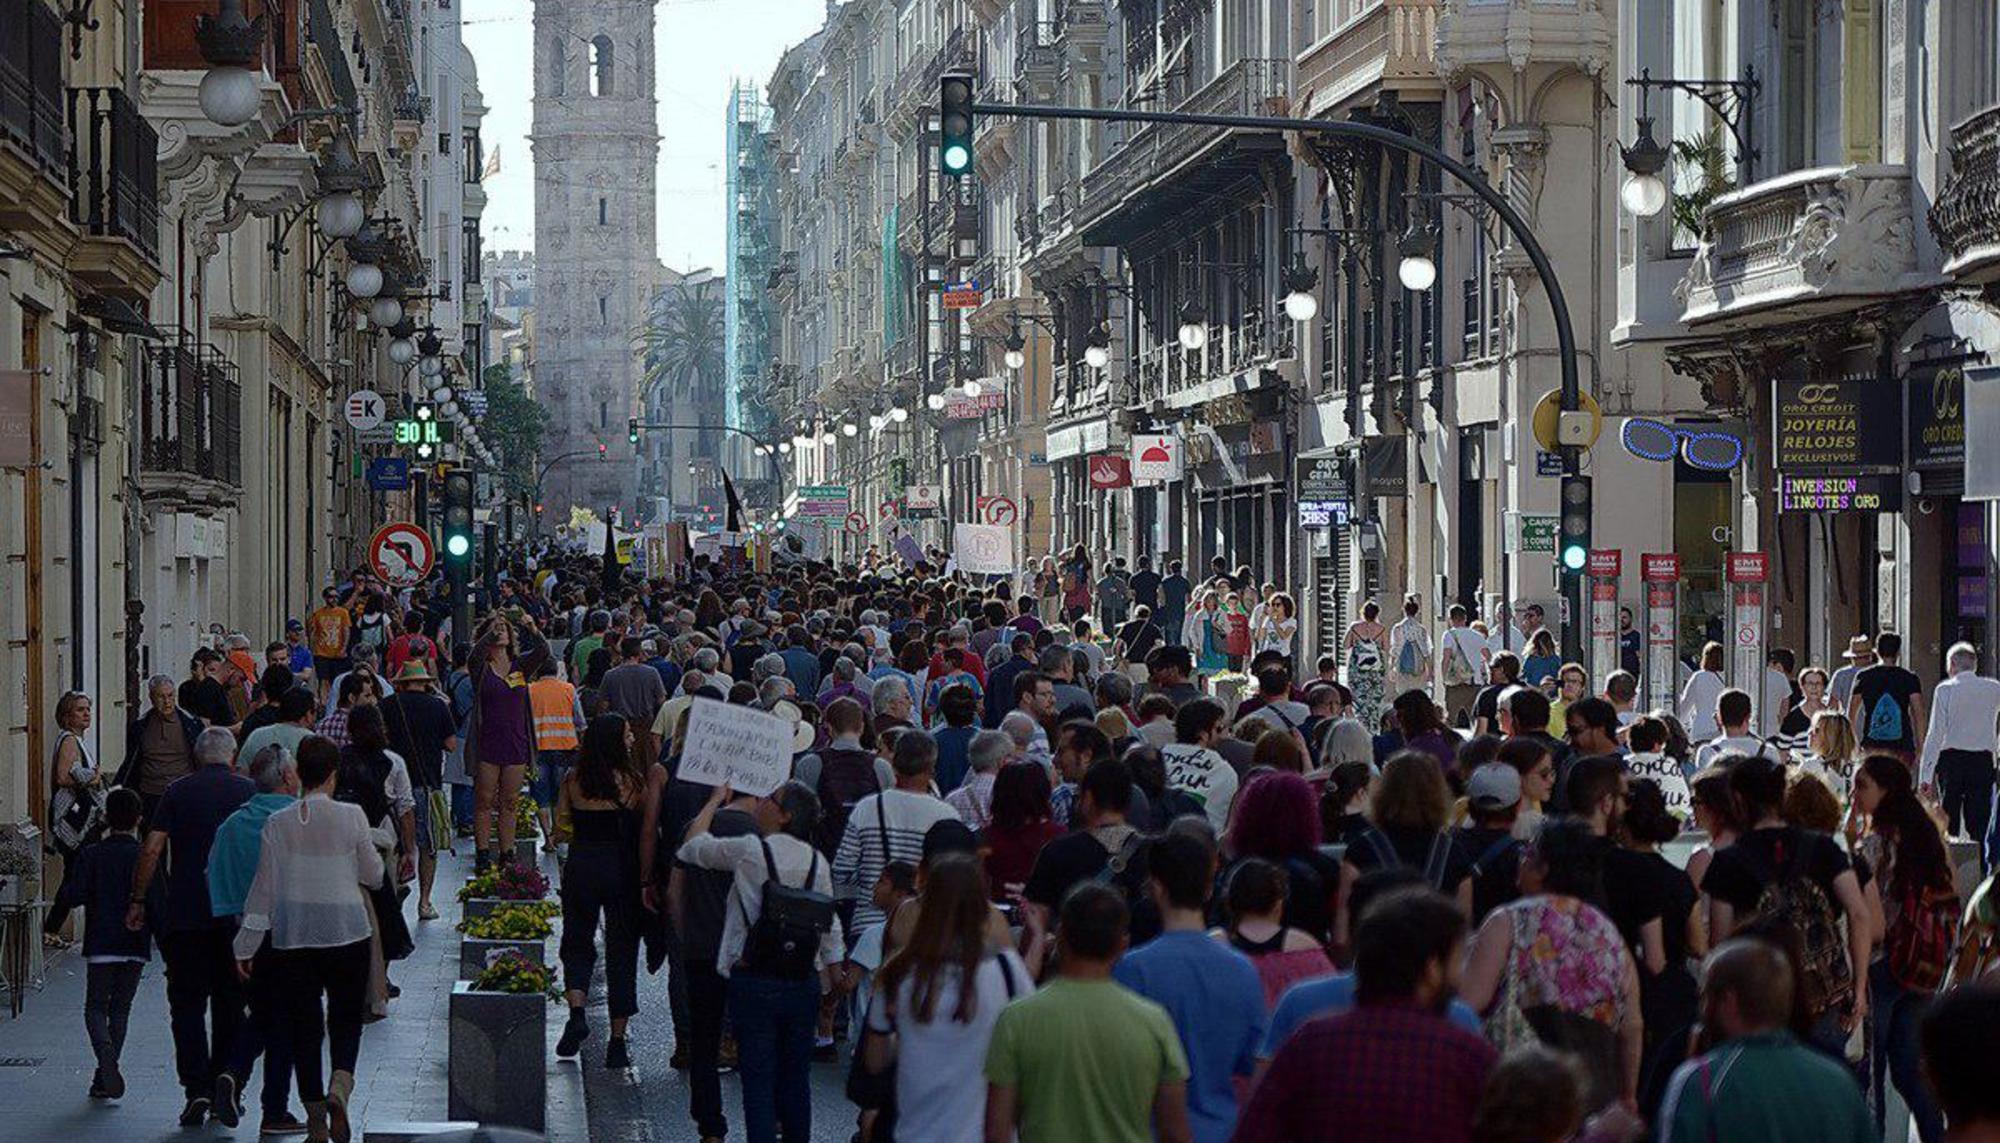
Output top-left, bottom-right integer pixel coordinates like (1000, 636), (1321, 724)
(600, 512), (620, 589)
(721, 468), (744, 532)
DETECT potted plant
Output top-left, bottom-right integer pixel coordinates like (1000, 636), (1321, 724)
(457, 860), (552, 921)
(513, 796), (542, 868)
(449, 950), (557, 1130)
(0, 846), (35, 909)
(456, 904), (557, 979)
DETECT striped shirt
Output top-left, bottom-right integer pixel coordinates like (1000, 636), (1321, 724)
(833, 789), (960, 928)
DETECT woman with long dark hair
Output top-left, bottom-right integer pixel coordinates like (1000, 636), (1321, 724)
(336, 705), (415, 1015)
(1851, 753), (1954, 1142)
(981, 762), (1064, 908)
(861, 854), (1028, 1143)
(1618, 779), (1702, 1105)
(554, 713), (661, 1069)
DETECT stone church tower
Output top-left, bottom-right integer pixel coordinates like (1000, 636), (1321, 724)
(530, 0), (658, 519)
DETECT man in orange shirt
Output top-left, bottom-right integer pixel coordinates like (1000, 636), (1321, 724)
(306, 587), (354, 699)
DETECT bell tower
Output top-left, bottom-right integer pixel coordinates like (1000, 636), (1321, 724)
(529, 0), (658, 517)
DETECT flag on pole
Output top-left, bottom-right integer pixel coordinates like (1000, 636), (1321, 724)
(481, 142), (502, 180)
(720, 468), (744, 532)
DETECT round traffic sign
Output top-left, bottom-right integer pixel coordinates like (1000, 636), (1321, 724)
(983, 496), (1018, 527)
(345, 389), (386, 431)
(844, 511), (868, 536)
(1531, 388), (1602, 452)
(368, 521), (436, 587)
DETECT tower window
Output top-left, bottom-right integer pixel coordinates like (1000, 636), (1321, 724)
(599, 296), (608, 322)
(549, 39), (566, 97)
(598, 197), (607, 226)
(589, 35), (613, 97)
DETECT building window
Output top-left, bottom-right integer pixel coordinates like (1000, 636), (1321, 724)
(598, 197), (607, 226)
(550, 39), (566, 97)
(590, 35), (613, 97)
(599, 401), (608, 428)
(599, 295), (608, 322)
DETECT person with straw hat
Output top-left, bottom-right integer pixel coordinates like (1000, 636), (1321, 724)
(381, 660), (457, 919)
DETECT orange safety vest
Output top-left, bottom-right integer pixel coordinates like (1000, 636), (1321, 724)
(529, 678), (581, 750)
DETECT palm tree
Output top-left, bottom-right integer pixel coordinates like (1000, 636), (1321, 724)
(635, 276), (726, 404)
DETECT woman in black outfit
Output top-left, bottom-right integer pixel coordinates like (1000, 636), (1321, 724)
(336, 704), (415, 1007)
(554, 713), (663, 1068)
(1617, 778), (1703, 1117)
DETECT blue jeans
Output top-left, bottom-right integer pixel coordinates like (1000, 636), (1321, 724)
(531, 749), (573, 808)
(451, 783), (474, 831)
(726, 973), (818, 1143)
(1871, 960), (1944, 1143)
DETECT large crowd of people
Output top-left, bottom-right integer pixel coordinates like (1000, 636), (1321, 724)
(35, 536), (2000, 1143)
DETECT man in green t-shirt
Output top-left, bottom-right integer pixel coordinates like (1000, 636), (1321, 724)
(984, 882), (1192, 1143)
(568, 609), (609, 681)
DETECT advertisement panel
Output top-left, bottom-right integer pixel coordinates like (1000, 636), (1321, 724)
(1641, 554), (1680, 712)
(1772, 380), (1902, 470)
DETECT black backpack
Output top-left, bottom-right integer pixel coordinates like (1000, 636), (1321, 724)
(814, 747), (882, 857)
(738, 837), (837, 980)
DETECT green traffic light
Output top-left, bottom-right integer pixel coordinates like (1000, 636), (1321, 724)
(446, 534), (471, 558)
(942, 143), (971, 173)
(1561, 544), (1588, 572)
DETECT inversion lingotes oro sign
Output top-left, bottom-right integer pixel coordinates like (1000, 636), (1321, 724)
(1772, 380), (1902, 471)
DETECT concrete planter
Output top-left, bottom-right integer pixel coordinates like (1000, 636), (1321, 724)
(448, 982), (547, 1131)
(514, 837), (539, 869)
(459, 897), (506, 921)
(458, 936), (546, 980)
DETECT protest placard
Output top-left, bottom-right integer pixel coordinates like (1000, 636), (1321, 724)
(675, 698), (794, 796)
(953, 522), (1014, 574)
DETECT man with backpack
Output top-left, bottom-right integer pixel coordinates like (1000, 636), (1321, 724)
(1450, 763), (1525, 924)
(1849, 631), (1927, 767)
(1437, 604), (1486, 726)
(1698, 755), (1871, 1052)
(1022, 759), (1159, 969)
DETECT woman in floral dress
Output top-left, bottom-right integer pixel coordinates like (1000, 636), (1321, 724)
(1459, 817), (1642, 1113)
(1342, 600), (1390, 735)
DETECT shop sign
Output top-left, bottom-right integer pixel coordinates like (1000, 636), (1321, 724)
(905, 484), (941, 515)
(1967, 366), (2000, 501)
(1088, 454), (1132, 489)
(1772, 379), (1902, 470)
(1130, 432), (1181, 482)
(1776, 473), (1904, 513)
(1586, 550), (1622, 578)
(1363, 436), (1408, 497)
(1295, 454), (1352, 530)
(1907, 362), (1967, 470)
(943, 392), (1006, 418)
(942, 281), (982, 309)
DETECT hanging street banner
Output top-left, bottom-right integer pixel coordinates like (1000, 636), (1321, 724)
(953, 522), (1015, 574)
(797, 485), (850, 518)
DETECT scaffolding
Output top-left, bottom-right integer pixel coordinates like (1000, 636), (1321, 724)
(724, 78), (777, 438)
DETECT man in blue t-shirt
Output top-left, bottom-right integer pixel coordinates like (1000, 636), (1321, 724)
(1112, 832), (1265, 1143)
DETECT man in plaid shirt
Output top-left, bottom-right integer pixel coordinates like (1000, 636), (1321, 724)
(1232, 889), (1495, 1143)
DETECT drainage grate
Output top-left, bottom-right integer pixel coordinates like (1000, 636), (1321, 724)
(0, 1057), (46, 1067)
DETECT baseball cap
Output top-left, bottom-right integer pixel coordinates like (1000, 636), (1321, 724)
(1467, 763), (1523, 812)
(285, 618), (304, 632)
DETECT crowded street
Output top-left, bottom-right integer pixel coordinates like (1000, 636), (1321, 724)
(7, 0), (2000, 1142)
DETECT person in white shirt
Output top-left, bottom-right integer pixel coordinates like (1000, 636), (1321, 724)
(233, 737), (383, 1141)
(1761, 649), (1798, 739)
(1385, 594), (1434, 700)
(1437, 605), (1489, 726)
(1486, 603), (1541, 658)
(1623, 716), (1693, 821)
(1920, 642), (2000, 850)
(1160, 698), (1238, 832)
(677, 780), (845, 1143)
(833, 733), (962, 932)
(1692, 689), (1780, 770)
(1679, 641), (1728, 743)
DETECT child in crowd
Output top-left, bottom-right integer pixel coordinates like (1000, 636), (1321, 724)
(56, 788), (158, 1100)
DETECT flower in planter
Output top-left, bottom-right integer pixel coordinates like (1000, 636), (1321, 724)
(492, 860), (552, 901)
(456, 868), (501, 904)
(515, 795), (541, 838)
(457, 904), (556, 940)
(470, 949), (560, 999)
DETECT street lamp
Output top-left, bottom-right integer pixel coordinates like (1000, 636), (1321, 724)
(1083, 323), (1111, 370)
(315, 192), (365, 239)
(926, 392), (946, 411)
(1397, 221), (1438, 292)
(420, 355), (444, 378)
(777, 440), (792, 454)
(1619, 116), (1671, 218)
(345, 262), (384, 299)
(841, 420), (858, 437)
(821, 429), (837, 444)
(960, 378), (982, 398)
(194, 0), (265, 128)
(1003, 327), (1026, 371)
(889, 404), (909, 423)
(369, 295), (404, 328)
(387, 338), (415, 365)
(1282, 260), (1320, 322)
(1176, 302), (1208, 351)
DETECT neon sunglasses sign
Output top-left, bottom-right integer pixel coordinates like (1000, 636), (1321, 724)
(1619, 418), (1744, 471)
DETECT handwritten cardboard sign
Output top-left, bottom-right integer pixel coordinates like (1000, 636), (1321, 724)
(676, 697), (794, 797)
(953, 522), (1014, 575)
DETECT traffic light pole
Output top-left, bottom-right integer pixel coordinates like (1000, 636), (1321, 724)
(630, 422), (788, 484)
(966, 95), (1587, 659)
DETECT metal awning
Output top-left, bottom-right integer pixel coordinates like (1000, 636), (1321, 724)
(79, 293), (164, 339)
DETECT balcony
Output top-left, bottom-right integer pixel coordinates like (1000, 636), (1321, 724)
(1015, 22), (1060, 101)
(1078, 57), (1289, 245)
(0, 0), (68, 232)
(140, 335), (244, 496)
(1932, 104), (2000, 286)
(1295, 1), (1442, 118)
(68, 88), (163, 299)
(1676, 164), (1931, 331)
(1129, 320), (1294, 408)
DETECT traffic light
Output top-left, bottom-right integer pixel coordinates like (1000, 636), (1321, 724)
(442, 468), (475, 565)
(1558, 473), (1592, 574)
(627, 416), (639, 444)
(598, 442), (608, 460)
(939, 74), (974, 176)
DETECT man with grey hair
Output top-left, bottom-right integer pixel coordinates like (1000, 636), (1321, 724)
(871, 675), (916, 729)
(687, 646), (722, 686)
(757, 675), (796, 711)
(118, 674), (206, 824)
(947, 729), (1014, 829)
(1000, 709), (1054, 772)
(127, 724), (255, 1127)
(1921, 640), (2000, 861)
(327, 642), (390, 707)
(752, 652), (788, 686)
(205, 742), (302, 1133)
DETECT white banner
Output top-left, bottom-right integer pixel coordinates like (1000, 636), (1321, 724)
(676, 698), (795, 796)
(953, 522), (1015, 575)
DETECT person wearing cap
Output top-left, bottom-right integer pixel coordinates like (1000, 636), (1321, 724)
(382, 660), (458, 918)
(280, 620), (315, 683)
(1830, 633), (1877, 710)
(1452, 763), (1526, 924)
